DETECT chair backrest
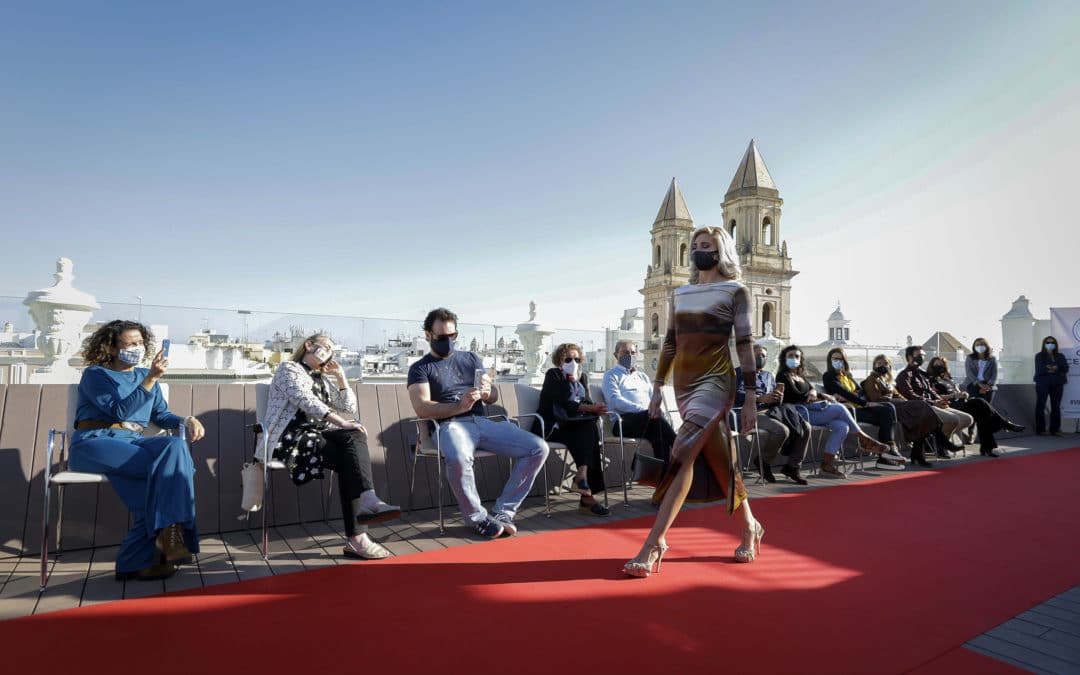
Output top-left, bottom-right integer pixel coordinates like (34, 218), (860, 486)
(661, 385), (682, 429)
(514, 384), (541, 416)
(255, 382), (270, 425)
(590, 384), (606, 406)
(64, 384), (79, 435)
(146, 382), (171, 436)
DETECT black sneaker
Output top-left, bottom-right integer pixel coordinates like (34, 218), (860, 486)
(780, 464), (808, 485)
(491, 512), (518, 536)
(875, 457), (905, 471)
(473, 517), (504, 539)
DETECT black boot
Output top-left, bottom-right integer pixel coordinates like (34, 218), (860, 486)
(761, 464), (777, 483)
(911, 441), (932, 467)
(934, 431), (957, 457)
(1004, 422), (1025, 433)
(780, 463), (808, 485)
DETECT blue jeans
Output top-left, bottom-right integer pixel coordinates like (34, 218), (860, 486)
(437, 416), (549, 524)
(804, 402), (862, 456)
(70, 429), (198, 573)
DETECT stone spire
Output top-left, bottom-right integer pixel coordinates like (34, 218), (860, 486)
(654, 177), (693, 225)
(726, 139), (778, 198)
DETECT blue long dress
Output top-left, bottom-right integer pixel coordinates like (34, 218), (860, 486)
(69, 365), (198, 574)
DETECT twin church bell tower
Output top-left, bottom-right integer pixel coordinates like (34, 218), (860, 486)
(640, 140), (799, 372)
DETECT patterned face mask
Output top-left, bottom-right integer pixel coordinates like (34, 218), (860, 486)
(117, 346), (145, 365)
(311, 345), (333, 363)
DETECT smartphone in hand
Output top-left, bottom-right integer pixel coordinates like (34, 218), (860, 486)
(162, 339), (171, 357)
(474, 368), (485, 390)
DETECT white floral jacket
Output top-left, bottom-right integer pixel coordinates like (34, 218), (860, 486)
(258, 361), (358, 460)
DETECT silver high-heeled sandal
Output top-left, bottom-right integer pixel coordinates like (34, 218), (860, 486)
(734, 520), (764, 563)
(623, 542), (669, 578)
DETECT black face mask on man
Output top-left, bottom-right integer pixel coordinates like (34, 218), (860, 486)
(430, 336), (455, 358)
(912, 355), (924, 367)
(754, 355), (766, 371)
(692, 250), (719, 271)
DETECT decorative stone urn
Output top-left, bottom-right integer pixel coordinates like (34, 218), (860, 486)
(23, 258), (100, 383)
(516, 300), (554, 384)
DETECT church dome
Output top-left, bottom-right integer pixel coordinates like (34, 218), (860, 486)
(828, 305), (846, 322)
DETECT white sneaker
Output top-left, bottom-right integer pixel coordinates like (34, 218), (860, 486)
(343, 537), (392, 560)
(882, 448), (907, 463)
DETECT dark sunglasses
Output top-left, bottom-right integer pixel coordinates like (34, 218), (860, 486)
(563, 357), (582, 364)
(433, 332), (458, 341)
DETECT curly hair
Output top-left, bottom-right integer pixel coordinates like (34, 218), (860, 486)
(423, 307), (458, 334)
(551, 342), (582, 367)
(82, 320), (155, 367)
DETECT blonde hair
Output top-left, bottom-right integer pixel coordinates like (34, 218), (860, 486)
(291, 333), (333, 362)
(689, 226), (741, 284)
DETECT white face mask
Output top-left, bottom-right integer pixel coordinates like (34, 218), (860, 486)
(310, 344), (333, 363)
(975, 345), (987, 354)
(562, 360), (579, 379)
(831, 359), (845, 370)
(117, 345), (145, 365)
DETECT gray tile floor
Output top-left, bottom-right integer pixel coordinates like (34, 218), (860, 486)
(2, 432), (1079, 675)
(966, 586), (1080, 674)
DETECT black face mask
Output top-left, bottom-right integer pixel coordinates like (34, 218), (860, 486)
(692, 250), (719, 270)
(754, 355), (766, 371)
(874, 365), (889, 375)
(431, 337), (455, 358)
(912, 355), (924, 367)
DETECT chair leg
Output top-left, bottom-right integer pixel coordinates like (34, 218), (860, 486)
(753, 434), (765, 485)
(437, 456), (444, 535)
(40, 477), (51, 591)
(408, 448), (420, 512)
(542, 463), (551, 517)
(261, 457), (271, 561)
(618, 435), (628, 506)
(57, 485), (66, 554)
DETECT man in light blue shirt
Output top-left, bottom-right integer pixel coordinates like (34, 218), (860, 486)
(602, 339), (674, 467)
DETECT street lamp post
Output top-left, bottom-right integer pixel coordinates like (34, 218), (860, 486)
(136, 296), (143, 322)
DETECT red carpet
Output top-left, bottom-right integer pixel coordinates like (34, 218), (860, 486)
(3, 448), (1079, 674)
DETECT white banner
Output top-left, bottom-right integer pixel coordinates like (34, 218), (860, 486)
(1049, 307), (1080, 418)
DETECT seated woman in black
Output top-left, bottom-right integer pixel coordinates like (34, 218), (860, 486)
(926, 356), (1023, 458)
(822, 347), (906, 470)
(533, 343), (610, 516)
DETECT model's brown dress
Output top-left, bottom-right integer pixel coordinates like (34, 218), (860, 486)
(653, 281), (756, 513)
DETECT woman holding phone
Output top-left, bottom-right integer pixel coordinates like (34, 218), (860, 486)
(534, 343), (610, 516)
(70, 320), (206, 581)
(263, 334), (401, 559)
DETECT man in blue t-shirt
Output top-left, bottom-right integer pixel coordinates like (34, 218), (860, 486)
(407, 307), (549, 539)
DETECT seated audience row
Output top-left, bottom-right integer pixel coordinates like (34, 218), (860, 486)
(68, 312), (1056, 583)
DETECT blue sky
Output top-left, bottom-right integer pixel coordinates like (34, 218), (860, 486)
(2, 1), (1078, 349)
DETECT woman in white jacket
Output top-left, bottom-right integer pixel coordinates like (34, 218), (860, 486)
(264, 334), (400, 559)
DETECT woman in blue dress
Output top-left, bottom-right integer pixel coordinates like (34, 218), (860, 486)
(70, 320), (205, 580)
